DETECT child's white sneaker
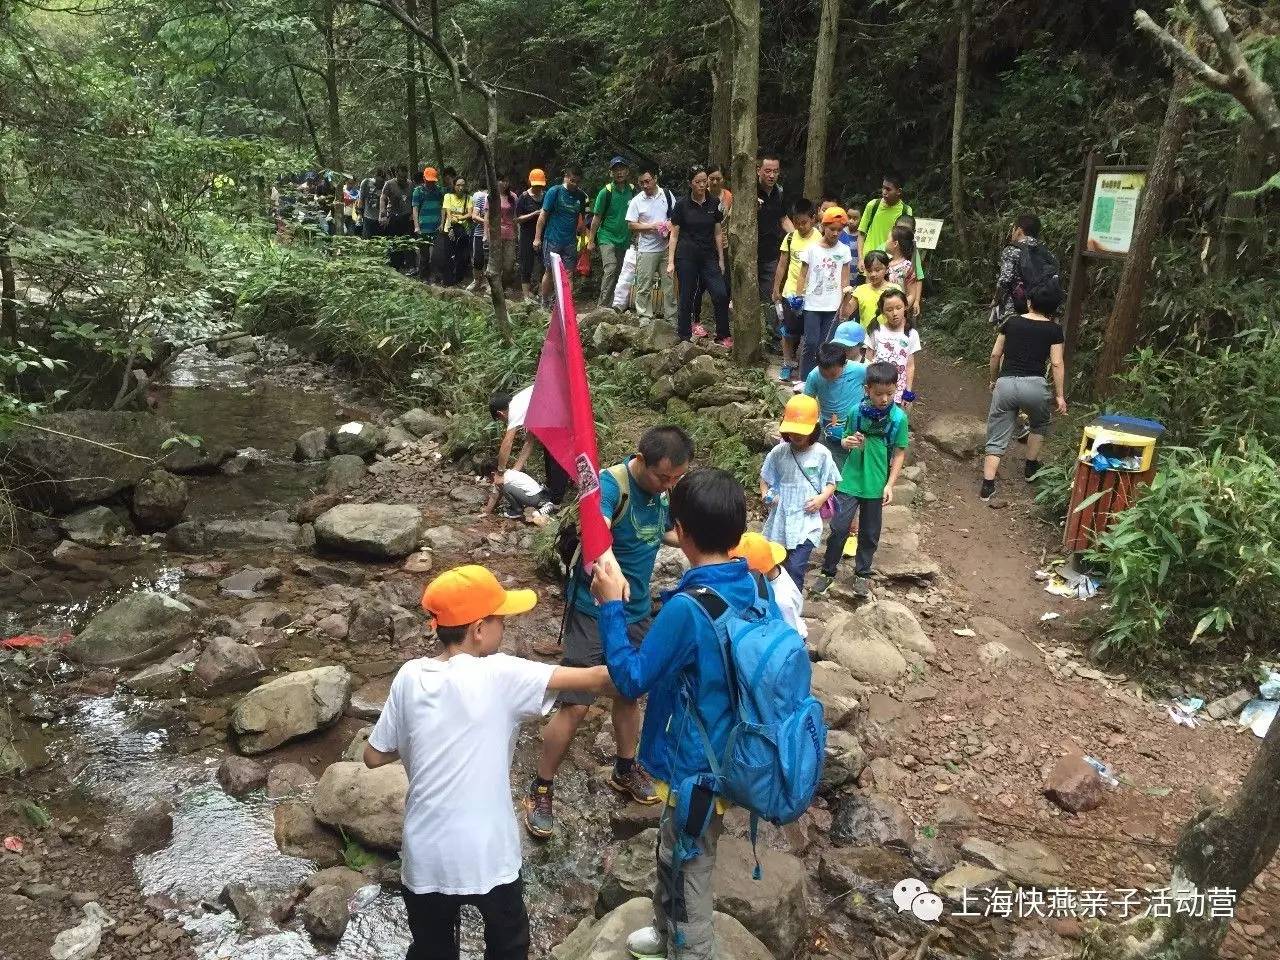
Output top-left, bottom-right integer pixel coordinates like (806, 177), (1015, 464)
(626, 926), (666, 960)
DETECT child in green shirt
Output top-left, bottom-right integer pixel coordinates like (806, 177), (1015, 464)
(810, 362), (909, 598)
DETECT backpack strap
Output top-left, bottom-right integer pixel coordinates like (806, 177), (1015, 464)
(603, 462), (632, 526)
(865, 198), (880, 232)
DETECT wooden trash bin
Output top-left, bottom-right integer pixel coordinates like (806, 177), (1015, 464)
(1063, 416), (1164, 554)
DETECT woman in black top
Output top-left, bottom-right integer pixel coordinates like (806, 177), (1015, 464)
(980, 285), (1068, 500)
(667, 166), (731, 346)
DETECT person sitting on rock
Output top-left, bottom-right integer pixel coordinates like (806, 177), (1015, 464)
(363, 564), (614, 960)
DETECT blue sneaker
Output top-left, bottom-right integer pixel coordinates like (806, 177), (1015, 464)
(779, 364), (793, 381)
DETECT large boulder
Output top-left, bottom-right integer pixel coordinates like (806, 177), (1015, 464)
(324, 455), (367, 493)
(831, 792), (915, 851)
(826, 628), (907, 685)
(232, 666), (352, 754)
(823, 729), (867, 789)
(205, 519), (305, 550)
(61, 506), (130, 547)
(809, 661), (864, 729)
(920, 413), (987, 458)
(217, 756), (268, 798)
(315, 504), (423, 560)
(671, 355), (723, 398)
(596, 828), (658, 916)
(191, 636), (267, 696)
(849, 600), (935, 657)
(712, 836), (809, 959)
(347, 595), (423, 645)
(396, 408), (447, 439)
(295, 427), (330, 462)
(553, 898), (773, 960)
(312, 761), (408, 852)
(0, 410), (230, 510)
(273, 800), (342, 866)
(131, 469), (189, 531)
(123, 645), (200, 695)
(329, 421), (385, 459)
(300, 885), (349, 942)
(66, 592), (195, 668)
(823, 602), (934, 685)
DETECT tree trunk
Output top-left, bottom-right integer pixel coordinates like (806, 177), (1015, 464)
(709, 22), (734, 168)
(1093, 71), (1192, 396)
(405, 0), (420, 174)
(422, 62), (445, 172)
(1214, 122), (1264, 278)
(481, 92), (513, 344)
(322, 0), (345, 234)
(723, 0), (761, 365)
(0, 168), (16, 343)
(1120, 715), (1280, 959)
(803, 0), (840, 202)
(288, 65), (325, 166)
(949, 0), (971, 259)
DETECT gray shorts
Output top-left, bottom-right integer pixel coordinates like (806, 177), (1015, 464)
(986, 375), (1053, 455)
(542, 239), (578, 269)
(560, 605), (649, 705)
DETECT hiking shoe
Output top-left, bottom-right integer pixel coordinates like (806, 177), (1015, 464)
(778, 364), (793, 381)
(608, 763), (660, 805)
(852, 576), (872, 598)
(716, 336), (733, 350)
(980, 478), (996, 501)
(525, 781), (555, 839)
(692, 323), (709, 339)
(810, 573), (835, 597)
(1014, 417), (1031, 443)
(626, 926), (666, 960)
(500, 506), (523, 519)
(1024, 459), (1042, 481)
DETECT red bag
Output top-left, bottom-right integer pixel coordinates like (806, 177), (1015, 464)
(575, 247), (591, 277)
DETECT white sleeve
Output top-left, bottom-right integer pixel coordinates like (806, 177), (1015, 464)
(490, 653), (557, 721)
(507, 386), (534, 429)
(908, 329), (922, 353)
(367, 667), (405, 753)
(626, 195), (642, 221)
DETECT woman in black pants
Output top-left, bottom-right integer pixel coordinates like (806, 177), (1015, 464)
(667, 166), (731, 347)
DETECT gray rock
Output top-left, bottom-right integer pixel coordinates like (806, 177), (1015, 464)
(809, 660), (864, 729)
(687, 382), (755, 409)
(978, 641), (1014, 670)
(240, 601), (294, 629)
(204, 519), (303, 551)
(934, 864), (1006, 902)
(891, 478), (919, 507)
(671, 354), (722, 398)
(329, 421), (385, 459)
(295, 427), (330, 462)
(312, 761), (408, 851)
(217, 756), (268, 798)
(349, 677), (392, 720)
(911, 836), (961, 879)
(740, 418), (778, 453)
(0, 409), (228, 511)
(634, 322), (680, 354)
(164, 520), (208, 553)
(711, 837), (808, 959)
(123, 645), (200, 695)
(648, 376), (675, 406)
(132, 469), (189, 531)
(421, 525), (462, 552)
(826, 624), (907, 685)
(347, 595), (422, 645)
(267, 762), (317, 799)
(380, 425), (416, 454)
(218, 566), (283, 599)
(66, 592), (194, 668)
(315, 504), (423, 560)
(192, 636), (267, 696)
(609, 802), (662, 840)
(62, 506), (130, 547)
(274, 800), (342, 866)
(553, 897), (773, 960)
(855, 600), (934, 656)
(1206, 688), (1253, 720)
(232, 666), (353, 754)
(300, 885), (349, 941)
(591, 321), (639, 354)
(305, 866), (369, 898)
(959, 838), (1066, 888)
(341, 726), (373, 762)
(823, 729), (866, 789)
(920, 413), (987, 458)
(324, 454), (367, 492)
(831, 792), (915, 850)
(935, 797), (979, 827)
(293, 557), (365, 587)
(293, 492), (344, 525)
(596, 828), (659, 916)
(221, 882), (272, 927)
(396, 408), (447, 438)
(221, 448), (270, 476)
(818, 846), (914, 896)
(449, 484), (489, 507)
(874, 541), (941, 581)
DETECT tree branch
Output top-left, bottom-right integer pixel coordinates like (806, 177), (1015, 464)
(1134, 10), (1228, 91)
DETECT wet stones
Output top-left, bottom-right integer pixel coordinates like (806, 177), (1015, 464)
(299, 885), (350, 942)
(312, 760), (407, 852)
(830, 792), (915, 851)
(61, 506), (131, 547)
(217, 756), (268, 798)
(323, 454), (367, 492)
(329, 421), (384, 459)
(191, 636), (267, 696)
(218, 566), (283, 599)
(66, 591), (194, 668)
(314, 503), (423, 560)
(267, 762), (318, 799)
(273, 800), (343, 867)
(295, 427), (330, 462)
(232, 665), (352, 754)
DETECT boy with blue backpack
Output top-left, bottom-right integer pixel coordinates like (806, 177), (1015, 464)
(590, 468), (826, 960)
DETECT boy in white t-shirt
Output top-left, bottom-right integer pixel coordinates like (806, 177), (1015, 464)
(729, 532), (807, 637)
(479, 458), (555, 521)
(364, 565), (614, 960)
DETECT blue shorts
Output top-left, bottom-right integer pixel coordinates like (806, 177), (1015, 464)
(541, 239), (578, 269)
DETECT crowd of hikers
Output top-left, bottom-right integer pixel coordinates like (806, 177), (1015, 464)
(273, 151), (1072, 960)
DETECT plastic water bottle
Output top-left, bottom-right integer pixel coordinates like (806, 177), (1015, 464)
(763, 488), (777, 507)
(348, 884), (382, 914)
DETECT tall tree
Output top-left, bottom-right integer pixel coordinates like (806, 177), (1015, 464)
(0, 169), (16, 342)
(803, 0), (840, 201)
(1214, 121), (1265, 276)
(709, 21), (734, 168)
(949, 0), (972, 259)
(405, 0), (419, 174)
(1094, 69), (1193, 395)
(720, 0), (761, 364)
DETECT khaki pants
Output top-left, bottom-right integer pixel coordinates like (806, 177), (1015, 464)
(635, 249), (677, 321)
(598, 243), (629, 307)
(653, 809), (723, 959)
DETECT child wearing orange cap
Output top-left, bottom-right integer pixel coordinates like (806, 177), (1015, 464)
(795, 206), (855, 379)
(760, 394), (839, 591)
(363, 564), (613, 960)
(731, 531), (806, 637)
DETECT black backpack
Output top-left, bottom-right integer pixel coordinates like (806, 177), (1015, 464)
(1015, 242), (1062, 314)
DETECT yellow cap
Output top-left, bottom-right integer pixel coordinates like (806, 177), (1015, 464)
(779, 394), (820, 436)
(730, 532), (787, 574)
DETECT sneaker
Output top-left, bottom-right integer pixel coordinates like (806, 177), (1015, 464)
(625, 926), (666, 960)
(692, 323), (709, 339)
(980, 478), (996, 501)
(810, 573), (835, 596)
(608, 762), (660, 805)
(716, 336), (733, 350)
(537, 501), (557, 515)
(524, 781), (555, 839)
(500, 506), (523, 519)
(852, 576), (872, 598)
(778, 364), (793, 381)
(791, 380), (805, 393)
(1024, 460), (1042, 481)
(1014, 419), (1031, 443)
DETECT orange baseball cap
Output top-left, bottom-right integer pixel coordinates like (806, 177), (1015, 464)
(730, 532), (786, 574)
(779, 394), (820, 435)
(423, 167), (438, 182)
(421, 565), (537, 627)
(528, 168), (548, 187)
(821, 205), (849, 227)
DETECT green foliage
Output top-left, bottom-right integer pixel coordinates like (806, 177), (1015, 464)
(339, 828), (378, 871)
(13, 798), (52, 829)
(1085, 443), (1280, 668)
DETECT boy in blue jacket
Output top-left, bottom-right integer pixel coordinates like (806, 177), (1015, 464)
(591, 468), (777, 960)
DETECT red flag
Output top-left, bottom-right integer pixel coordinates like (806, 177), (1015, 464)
(526, 254), (612, 566)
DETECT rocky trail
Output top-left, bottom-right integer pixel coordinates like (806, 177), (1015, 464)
(0, 332), (1276, 960)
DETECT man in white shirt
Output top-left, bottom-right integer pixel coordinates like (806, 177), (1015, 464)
(489, 387), (570, 505)
(625, 167), (678, 321)
(364, 564), (615, 960)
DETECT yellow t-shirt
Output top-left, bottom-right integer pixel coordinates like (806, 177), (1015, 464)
(442, 192), (472, 231)
(853, 280), (904, 329)
(780, 228), (821, 297)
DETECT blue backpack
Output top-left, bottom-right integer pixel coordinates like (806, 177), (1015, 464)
(673, 573), (827, 878)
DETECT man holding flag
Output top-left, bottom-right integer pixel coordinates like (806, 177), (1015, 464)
(524, 252), (694, 839)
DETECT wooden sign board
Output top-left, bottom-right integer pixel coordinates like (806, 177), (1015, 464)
(1085, 168), (1147, 259)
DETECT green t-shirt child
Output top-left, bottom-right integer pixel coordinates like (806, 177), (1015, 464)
(837, 404), (910, 499)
